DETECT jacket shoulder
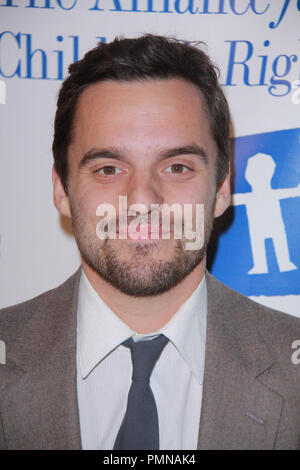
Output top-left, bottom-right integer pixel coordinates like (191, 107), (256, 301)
(0, 268), (81, 341)
(206, 271), (300, 337)
(206, 272), (300, 401)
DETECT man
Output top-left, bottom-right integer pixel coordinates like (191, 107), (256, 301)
(0, 34), (300, 450)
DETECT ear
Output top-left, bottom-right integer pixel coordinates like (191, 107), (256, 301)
(52, 165), (71, 218)
(214, 171), (231, 218)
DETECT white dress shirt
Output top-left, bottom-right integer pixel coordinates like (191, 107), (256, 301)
(76, 270), (207, 450)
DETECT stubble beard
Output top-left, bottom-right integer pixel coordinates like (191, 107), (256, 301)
(69, 202), (215, 297)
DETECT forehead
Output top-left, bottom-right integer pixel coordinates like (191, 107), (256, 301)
(70, 78), (215, 158)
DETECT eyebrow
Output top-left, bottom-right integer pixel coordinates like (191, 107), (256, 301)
(79, 148), (126, 168)
(79, 143), (208, 168)
(160, 144), (208, 163)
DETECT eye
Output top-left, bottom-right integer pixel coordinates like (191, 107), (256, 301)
(97, 166), (122, 175)
(164, 163), (189, 174)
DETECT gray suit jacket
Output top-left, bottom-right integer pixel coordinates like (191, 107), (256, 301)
(0, 268), (300, 450)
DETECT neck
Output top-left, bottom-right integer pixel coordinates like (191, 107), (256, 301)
(81, 259), (206, 334)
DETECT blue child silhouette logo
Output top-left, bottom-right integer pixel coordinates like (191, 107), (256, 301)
(234, 152), (300, 275)
(210, 128), (300, 296)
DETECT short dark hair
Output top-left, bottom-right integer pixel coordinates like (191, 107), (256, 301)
(52, 34), (230, 192)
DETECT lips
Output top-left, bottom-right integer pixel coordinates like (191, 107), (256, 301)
(117, 224), (171, 240)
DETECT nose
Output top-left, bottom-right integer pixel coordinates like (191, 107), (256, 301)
(126, 171), (164, 213)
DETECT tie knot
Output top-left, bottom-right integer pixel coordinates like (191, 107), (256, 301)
(123, 334), (168, 382)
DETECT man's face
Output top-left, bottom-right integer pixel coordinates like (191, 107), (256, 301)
(53, 78), (230, 296)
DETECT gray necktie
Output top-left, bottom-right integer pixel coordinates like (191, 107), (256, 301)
(113, 334), (169, 450)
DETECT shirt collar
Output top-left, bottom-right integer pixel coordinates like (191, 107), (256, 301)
(159, 276), (207, 384)
(77, 270), (207, 384)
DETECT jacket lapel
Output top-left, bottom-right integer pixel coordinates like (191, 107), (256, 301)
(197, 273), (284, 450)
(1, 269), (82, 450)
